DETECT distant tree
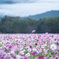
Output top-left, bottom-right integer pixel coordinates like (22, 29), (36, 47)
(36, 17), (59, 33)
(0, 16), (20, 33)
(0, 16), (59, 33)
(23, 17), (38, 33)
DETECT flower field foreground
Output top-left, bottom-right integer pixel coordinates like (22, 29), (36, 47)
(0, 33), (59, 59)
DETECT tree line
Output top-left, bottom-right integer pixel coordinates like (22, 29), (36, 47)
(0, 16), (59, 33)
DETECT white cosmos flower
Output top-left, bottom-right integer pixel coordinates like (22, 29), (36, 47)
(10, 51), (15, 55)
(20, 51), (24, 55)
(44, 49), (47, 54)
(32, 48), (37, 51)
(25, 53), (30, 57)
(27, 48), (31, 52)
(20, 47), (23, 50)
(23, 49), (26, 52)
(50, 44), (57, 50)
(0, 47), (2, 49)
(16, 55), (21, 59)
(0, 42), (2, 44)
(0, 39), (2, 42)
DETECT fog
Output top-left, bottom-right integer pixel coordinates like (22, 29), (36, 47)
(0, 0), (59, 17)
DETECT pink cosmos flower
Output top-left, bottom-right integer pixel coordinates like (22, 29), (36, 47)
(43, 57), (48, 59)
(23, 56), (28, 59)
(32, 30), (35, 33)
(29, 45), (32, 49)
(31, 51), (37, 55)
(57, 49), (59, 52)
(35, 56), (43, 59)
(4, 48), (7, 52)
(0, 50), (5, 59)
(21, 56), (29, 59)
(5, 53), (12, 59)
(49, 57), (54, 59)
(35, 43), (38, 46)
(8, 45), (14, 49)
(13, 55), (16, 58)
(39, 49), (42, 53)
(35, 56), (40, 59)
(54, 55), (59, 59)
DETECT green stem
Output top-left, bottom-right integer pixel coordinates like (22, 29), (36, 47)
(32, 55), (35, 59)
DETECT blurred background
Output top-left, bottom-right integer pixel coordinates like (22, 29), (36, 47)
(0, 0), (59, 33)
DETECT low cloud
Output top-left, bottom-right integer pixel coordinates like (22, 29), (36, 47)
(0, 0), (59, 4)
(0, 3), (59, 17)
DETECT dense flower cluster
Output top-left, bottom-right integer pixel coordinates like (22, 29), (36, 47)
(0, 33), (59, 59)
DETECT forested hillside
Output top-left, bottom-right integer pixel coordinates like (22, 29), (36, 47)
(0, 16), (59, 33)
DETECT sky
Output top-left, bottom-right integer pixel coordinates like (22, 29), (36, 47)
(0, 0), (59, 17)
(0, 0), (59, 3)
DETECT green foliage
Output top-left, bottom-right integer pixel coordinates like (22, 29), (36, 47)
(0, 44), (2, 47)
(36, 17), (59, 33)
(0, 16), (38, 33)
(6, 50), (10, 53)
(16, 51), (19, 55)
(0, 16), (59, 33)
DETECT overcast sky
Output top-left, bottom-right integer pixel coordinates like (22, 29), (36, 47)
(1, 0), (59, 3)
(0, 0), (59, 17)
(17, 0), (59, 3)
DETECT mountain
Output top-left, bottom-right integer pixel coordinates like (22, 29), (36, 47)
(0, 10), (59, 19)
(0, 0), (35, 4)
(0, 0), (14, 4)
(28, 10), (59, 20)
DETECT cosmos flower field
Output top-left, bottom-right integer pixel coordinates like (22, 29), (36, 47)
(0, 33), (59, 59)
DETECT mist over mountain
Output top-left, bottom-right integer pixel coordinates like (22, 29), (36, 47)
(0, 0), (36, 4)
(0, 0), (13, 4)
(28, 10), (59, 19)
(0, 10), (59, 20)
(0, 0), (59, 4)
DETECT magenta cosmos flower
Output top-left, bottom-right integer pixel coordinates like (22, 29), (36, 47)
(35, 56), (43, 59)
